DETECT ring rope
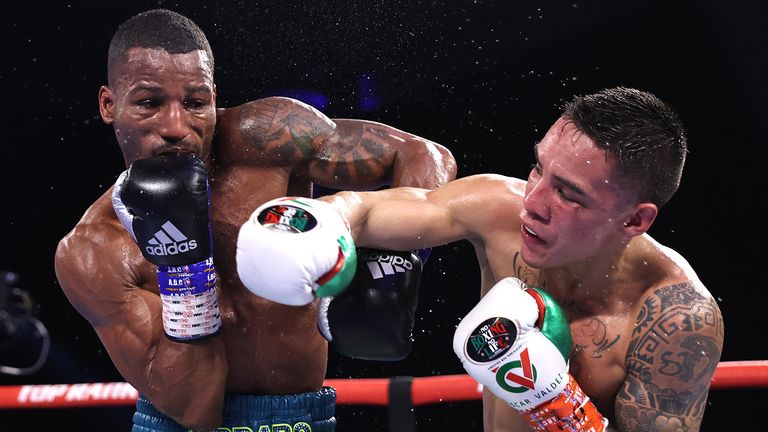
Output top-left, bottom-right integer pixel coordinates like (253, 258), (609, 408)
(0, 360), (765, 409)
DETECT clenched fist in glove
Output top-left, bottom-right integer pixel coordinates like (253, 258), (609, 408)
(236, 197), (357, 306)
(453, 277), (608, 432)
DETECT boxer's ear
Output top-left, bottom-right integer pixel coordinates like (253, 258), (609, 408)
(622, 202), (657, 236)
(99, 86), (115, 125)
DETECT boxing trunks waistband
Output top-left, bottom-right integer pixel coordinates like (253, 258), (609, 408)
(132, 387), (336, 432)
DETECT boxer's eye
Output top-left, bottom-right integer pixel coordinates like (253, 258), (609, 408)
(137, 99), (160, 109)
(185, 99), (207, 109)
(558, 188), (578, 204)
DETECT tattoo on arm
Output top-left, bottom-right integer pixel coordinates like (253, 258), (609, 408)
(239, 98), (334, 164)
(616, 282), (723, 431)
(310, 121), (395, 184)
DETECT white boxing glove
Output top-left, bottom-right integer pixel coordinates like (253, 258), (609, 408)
(236, 197), (357, 306)
(453, 277), (607, 431)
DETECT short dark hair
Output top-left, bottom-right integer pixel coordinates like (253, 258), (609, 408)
(107, 9), (213, 86)
(562, 87), (688, 208)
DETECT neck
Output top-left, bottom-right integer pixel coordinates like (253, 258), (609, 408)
(540, 239), (634, 312)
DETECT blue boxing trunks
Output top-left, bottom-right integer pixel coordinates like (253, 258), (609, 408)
(132, 387), (336, 432)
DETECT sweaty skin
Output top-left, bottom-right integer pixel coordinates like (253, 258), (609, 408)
(54, 48), (455, 430)
(325, 119), (723, 432)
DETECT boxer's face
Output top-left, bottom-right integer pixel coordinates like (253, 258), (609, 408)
(519, 118), (639, 269)
(99, 47), (217, 167)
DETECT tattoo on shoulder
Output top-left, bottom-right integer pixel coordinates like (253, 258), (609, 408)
(239, 99), (333, 162)
(616, 282), (724, 430)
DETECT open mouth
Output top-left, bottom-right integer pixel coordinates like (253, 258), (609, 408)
(521, 224), (543, 243)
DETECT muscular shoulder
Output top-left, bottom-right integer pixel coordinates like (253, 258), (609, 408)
(55, 197), (137, 325)
(445, 174), (525, 204)
(441, 174), (526, 233)
(618, 276), (723, 428)
(216, 97), (335, 165)
(598, 235), (723, 428)
(631, 279), (723, 354)
(627, 236), (724, 367)
(57, 217), (125, 266)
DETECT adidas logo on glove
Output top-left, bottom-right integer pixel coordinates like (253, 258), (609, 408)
(361, 251), (413, 279)
(145, 221), (198, 256)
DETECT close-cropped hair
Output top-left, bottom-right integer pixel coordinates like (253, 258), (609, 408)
(562, 86), (688, 208)
(107, 9), (213, 86)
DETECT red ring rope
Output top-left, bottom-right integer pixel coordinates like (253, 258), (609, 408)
(0, 360), (765, 409)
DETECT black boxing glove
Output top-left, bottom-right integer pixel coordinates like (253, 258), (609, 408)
(317, 247), (423, 361)
(112, 154), (222, 342)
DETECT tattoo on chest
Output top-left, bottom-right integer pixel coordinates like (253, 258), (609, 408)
(513, 252), (621, 360)
(571, 318), (621, 359)
(616, 282), (723, 430)
(512, 252), (541, 287)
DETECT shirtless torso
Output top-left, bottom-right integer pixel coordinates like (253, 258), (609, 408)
(328, 89), (724, 431)
(55, 91), (455, 429)
(330, 171), (723, 431)
(466, 177), (722, 431)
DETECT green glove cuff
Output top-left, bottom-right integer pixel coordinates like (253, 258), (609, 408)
(314, 233), (357, 297)
(527, 287), (572, 361)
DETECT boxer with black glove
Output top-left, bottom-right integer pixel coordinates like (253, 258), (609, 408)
(112, 154), (222, 342)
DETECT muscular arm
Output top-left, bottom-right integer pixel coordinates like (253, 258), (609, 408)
(324, 174), (522, 250)
(616, 282), (724, 431)
(322, 118), (456, 189)
(220, 97), (456, 190)
(55, 223), (228, 430)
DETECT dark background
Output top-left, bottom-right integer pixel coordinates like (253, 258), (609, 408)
(2, 0), (767, 430)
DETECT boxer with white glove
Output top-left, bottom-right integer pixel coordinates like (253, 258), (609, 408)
(112, 154), (222, 342)
(236, 197), (357, 306)
(453, 277), (608, 432)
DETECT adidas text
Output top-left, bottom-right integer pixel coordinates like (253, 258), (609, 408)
(363, 252), (413, 270)
(146, 240), (198, 256)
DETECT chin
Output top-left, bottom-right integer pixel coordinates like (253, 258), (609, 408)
(519, 248), (545, 269)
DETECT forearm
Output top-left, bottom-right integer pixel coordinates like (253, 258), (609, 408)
(98, 297), (228, 430)
(323, 187), (458, 251)
(144, 336), (228, 429)
(331, 119), (457, 189)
